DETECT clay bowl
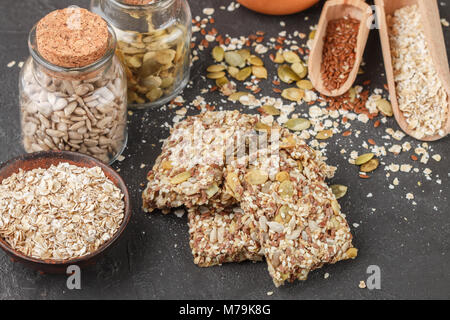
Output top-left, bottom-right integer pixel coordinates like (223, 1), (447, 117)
(0, 151), (132, 274)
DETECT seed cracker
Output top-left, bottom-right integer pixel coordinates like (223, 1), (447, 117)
(188, 206), (263, 267)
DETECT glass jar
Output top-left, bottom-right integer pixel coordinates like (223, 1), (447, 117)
(91, 0), (192, 109)
(19, 23), (128, 164)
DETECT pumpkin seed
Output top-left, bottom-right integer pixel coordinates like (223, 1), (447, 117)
(331, 185), (348, 199)
(215, 77), (229, 87)
(281, 88), (305, 102)
(146, 87), (163, 101)
(235, 67), (252, 81)
(255, 121), (271, 132)
(275, 205), (292, 224)
(207, 64), (226, 72)
(205, 183), (219, 198)
(355, 153), (374, 165)
(331, 199), (340, 215)
(278, 65), (300, 84)
(207, 71), (226, 79)
(278, 180), (294, 197)
(227, 66), (239, 77)
(161, 160), (172, 170)
(274, 51), (285, 63)
(226, 172), (242, 200)
(297, 161), (303, 172)
(348, 87), (357, 103)
(237, 49), (251, 61)
(224, 51), (245, 67)
(248, 55), (263, 66)
(360, 158), (379, 172)
(291, 62), (308, 78)
(280, 136), (297, 149)
(296, 79), (313, 90)
(126, 56), (142, 68)
(246, 169), (268, 185)
(275, 171), (290, 182)
(284, 118), (310, 131)
(316, 129), (333, 140)
(346, 247), (358, 259)
(261, 105), (280, 116)
(228, 91), (248, 101)
(252, 66), (268, 79)
(212, 46), (225, 62)
(170, 171), (191, 184)
(376, 99), (393, 117)
(283, 51), (301, 63)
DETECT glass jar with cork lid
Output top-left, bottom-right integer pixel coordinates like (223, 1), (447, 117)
(19, 7), (128, 164)
(91, 0), (192, 109)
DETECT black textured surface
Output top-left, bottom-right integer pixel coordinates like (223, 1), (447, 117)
(0, 0), (449, 300)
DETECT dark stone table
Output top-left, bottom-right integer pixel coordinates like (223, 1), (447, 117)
(0, 0), (448, 300)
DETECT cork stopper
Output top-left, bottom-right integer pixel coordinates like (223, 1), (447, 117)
(36, 7), (109, 68)
(121, 0), (155, 5)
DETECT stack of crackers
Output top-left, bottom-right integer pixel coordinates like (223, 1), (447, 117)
(143, 111), (357, 287)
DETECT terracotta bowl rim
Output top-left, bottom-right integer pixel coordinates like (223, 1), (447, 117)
(0, 151), (132, 266)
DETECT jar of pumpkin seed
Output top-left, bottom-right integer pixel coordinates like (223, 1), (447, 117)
(91, 0), (192, 109)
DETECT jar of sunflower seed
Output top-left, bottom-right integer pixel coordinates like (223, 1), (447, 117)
(19, 7), (128, 164)
(91, 0), (192, 109)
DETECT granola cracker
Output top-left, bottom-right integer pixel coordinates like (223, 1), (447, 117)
(188, 206), (263, 267)
(142, 111), (260, 212)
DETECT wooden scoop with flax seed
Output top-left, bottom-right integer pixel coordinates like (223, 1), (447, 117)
(308, 0), (371, 97)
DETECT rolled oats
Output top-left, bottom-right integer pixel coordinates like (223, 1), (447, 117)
(0, 163), (125, 260)
(388, 5), (448, 139)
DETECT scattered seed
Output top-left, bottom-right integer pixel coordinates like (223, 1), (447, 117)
(228, 91), (248, 101)
(260, 105), (280, 116)
(296, 79), (313, 90)
(248, 55), (264, 66)
(355, 153), (374, 165)
(360, 158), (379, 172)
(284, 118), (311, 131)
(281, 88), (304, 102)
(278, 65), (300, 84)
(316, 129), (333, 140)
(207, 64), (226, 72)
(252, 66), (268, 79)
(212, 46), (225, 62)
(375, 99), (393, 117)
(331, 185), (348, 199)
(283, 51), (301, 63)
(207, 71), (226, 79)
(224, 51), (245, 67)
(235, 67), (252, 81)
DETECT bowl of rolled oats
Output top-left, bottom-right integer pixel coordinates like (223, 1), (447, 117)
(0, 151), (131, 273)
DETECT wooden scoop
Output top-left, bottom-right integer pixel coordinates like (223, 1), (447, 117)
(308, 0), (371, 97)
(375, 0), (450, 141)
